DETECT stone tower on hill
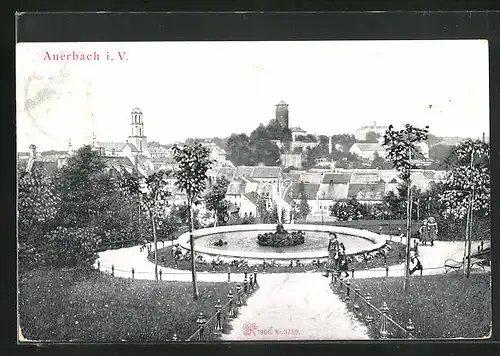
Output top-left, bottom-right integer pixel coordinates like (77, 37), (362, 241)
(276, 101), (289, 129)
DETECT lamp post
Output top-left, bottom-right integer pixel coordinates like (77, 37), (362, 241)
(427, 197), (431, 217)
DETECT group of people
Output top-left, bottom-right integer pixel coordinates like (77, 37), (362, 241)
(418, 217), (438, 247)
(323, 232), (350, 279)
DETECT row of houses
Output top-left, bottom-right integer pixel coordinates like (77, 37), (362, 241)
(220, 166), (448, 220)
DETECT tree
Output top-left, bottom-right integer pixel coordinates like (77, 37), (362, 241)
(172, 142), (213, 299)
(370, 152), (393, 169)
(383, 123), (429, 294)
(205, 176), (230, 225)
(121, 170), (171, 281)
(365, 131), (381, 143)
(297, 182), (311, 219)
(53, 145), (114, 230)
(438, 139), (490, 278)
(18, 165), (61, 269)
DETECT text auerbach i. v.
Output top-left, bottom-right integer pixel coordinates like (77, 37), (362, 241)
(43, 50), (128, 61)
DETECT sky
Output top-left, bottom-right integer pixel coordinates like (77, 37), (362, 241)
(16, 40), (489, 152)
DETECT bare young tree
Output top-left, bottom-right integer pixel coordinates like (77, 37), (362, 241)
(172, 142), (213, 299)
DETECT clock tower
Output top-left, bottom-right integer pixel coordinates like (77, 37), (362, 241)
(128, 107), (147, 153)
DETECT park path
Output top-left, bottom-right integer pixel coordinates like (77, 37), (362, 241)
(94, 237), (488, 340)
(221, 272), (369, 340)
(95, 237), (488, 281)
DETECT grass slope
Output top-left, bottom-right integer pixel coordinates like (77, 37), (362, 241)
(18, 267), (242, 342)
(334, 273), (491, 339)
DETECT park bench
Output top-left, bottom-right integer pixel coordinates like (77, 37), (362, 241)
(444, 258), (487, 274)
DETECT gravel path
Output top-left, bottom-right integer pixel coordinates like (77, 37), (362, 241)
(94, 237), (489, 340)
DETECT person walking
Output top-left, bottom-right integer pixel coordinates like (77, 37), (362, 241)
(419, 219), (429, 246)
(427, 217), (438, 247)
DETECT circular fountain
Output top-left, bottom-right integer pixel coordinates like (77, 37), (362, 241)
(176, 224), (387, 264)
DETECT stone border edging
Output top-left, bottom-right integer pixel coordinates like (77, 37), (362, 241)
(176, 224), (386, 261)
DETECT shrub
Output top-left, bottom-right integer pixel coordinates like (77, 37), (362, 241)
(42, 226), (101, 268)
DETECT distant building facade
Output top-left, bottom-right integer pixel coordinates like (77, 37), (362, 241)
(355, 122), (389, 141)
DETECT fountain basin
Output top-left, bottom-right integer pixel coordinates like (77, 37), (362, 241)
(177, 224), (387, 262)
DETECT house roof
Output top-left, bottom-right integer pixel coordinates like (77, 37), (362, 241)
(348, 183), (385, 198)
(283, 172), (301, 182)
(251, 166), (281, 178)
(350, 171), (380, 184)
(289, 182), (320, 199)
(322, 173), (351, 184)
(290, 127), (306, 132)
(298, 172), (323, 184)
(226, 179), (246, 195)
(351, 143), (386, 152)
(317, 183), (348, 200)
(131, 107), (142, 114)
(243, 191), (261, 206)
(233, 166), (255, 179)
(277, 100), (288, 106)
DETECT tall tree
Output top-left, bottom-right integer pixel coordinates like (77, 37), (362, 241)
(383, 124), (429, 294)
(121, 170), (171, 281)
(205, 176), (230, 225)
(438, 139), (490, 277)
(172, 142), (213, 299)
(18, 165), (60, 269)
(53, 145), (114, 230)
(297, 182), (311, 219)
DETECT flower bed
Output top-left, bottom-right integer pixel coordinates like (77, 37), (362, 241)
(256, 225), (305, 247)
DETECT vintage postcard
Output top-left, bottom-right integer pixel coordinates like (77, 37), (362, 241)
(16, 39), (491, 342)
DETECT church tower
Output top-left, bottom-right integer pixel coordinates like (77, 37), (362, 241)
(128, 107), (147, 153)
(276, 101), (289, 129)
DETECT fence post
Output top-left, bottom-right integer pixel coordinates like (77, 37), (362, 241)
(333, 274), (337, 286)
(351, 269), (355, 279)
(481, 241), (484, 251)
(249, 274), (254, 291)
(254, 267), (258, 287)
(406, 319), (415, 339)
(345, 280), (351, 301)
(379, 226), (382, 234)
(159, 269), (162, 281)
(196, 312), (207, 341)
(386, 266), (389, 278)
(236, 284), (242, 306)
(420, 267), (423, 276)
(111, 265), (114, 276)
(365, 293), (373, 323)
(97, 261), (100, 272)
(214, 299), (223, 333)
(379, 302), (389, 339)
(262, 260), (266, 272)
(331, 273), (334, 285)
(228, 290), (235, 318)
(132, 268), (135, 279)
(244, 271), (248, 280)
(228, 266), (231, 283)
(290, 260), (293, 271)
(353, 285), (360, 311)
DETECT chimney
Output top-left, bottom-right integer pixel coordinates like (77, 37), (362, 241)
(328, 136), (332, 154)
(482, 132), (485, 143)
(29, 144), (37, 158)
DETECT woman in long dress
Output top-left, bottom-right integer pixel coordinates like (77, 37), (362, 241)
(323, 232), (340, 277)
(427, 217), (438, 247)
(419, 219), (429, 246)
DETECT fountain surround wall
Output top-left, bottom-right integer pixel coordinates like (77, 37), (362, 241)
(176, 224), (387, 263)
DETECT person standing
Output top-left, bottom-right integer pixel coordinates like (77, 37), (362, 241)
(427, 217), (438, 247)
(323, 232), (339, 277)
(419, 219), (429, 246)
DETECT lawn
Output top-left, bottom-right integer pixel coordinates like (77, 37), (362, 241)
(152, 241), (406, 273)
(18, 267), (248, 342)
(332, 273), (491, 339)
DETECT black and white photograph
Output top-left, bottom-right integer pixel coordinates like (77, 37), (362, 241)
(16, 38), (491, 342)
